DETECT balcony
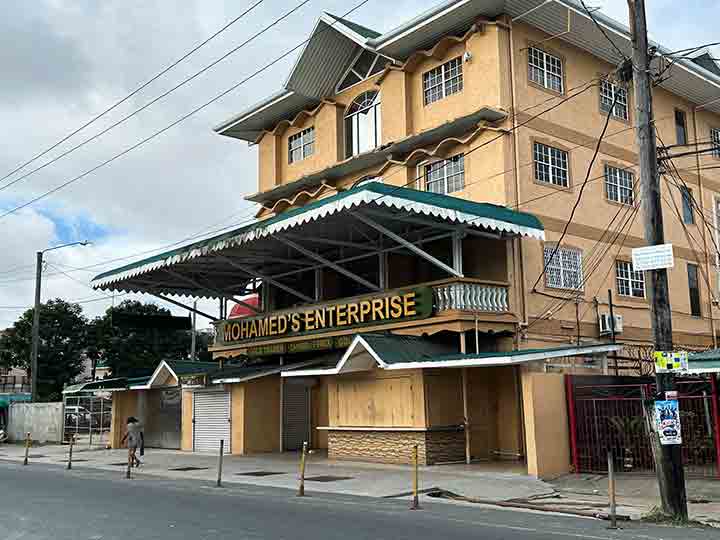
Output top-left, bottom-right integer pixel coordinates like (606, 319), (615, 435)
(432, 279), (509, 313)
(0, 376), (30, 394)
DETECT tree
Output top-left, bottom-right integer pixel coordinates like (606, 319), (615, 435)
(0, 299), (88, 401)
(90, 300), (204, 377)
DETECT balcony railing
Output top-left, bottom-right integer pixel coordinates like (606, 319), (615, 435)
(0, 376), (30, 394)
(433, 280), (509, 313)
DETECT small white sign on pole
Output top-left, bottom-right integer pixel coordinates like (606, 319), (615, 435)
(632, 244), (674, 271)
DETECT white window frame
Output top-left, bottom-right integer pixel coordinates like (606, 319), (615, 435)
(288, 127), (315, 164)
(711, 127), (720, 159)
(344, 91), (381, 158)
(422, 57), (464, 106)
(417, 154), (465, 195)
(528, 46), (564, 93)
(600, 79), (629, 121)
(604, 165), (635, 205)
(544, 245), (584, 290)
(534, 142), (569, 187)
(616, 260), (645, 298)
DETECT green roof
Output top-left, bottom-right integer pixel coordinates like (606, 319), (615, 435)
(356, 333), (458, 364)
(325, 13), (380, 39)
(92, 183), (544, 288)
(166, 360), (219, 377)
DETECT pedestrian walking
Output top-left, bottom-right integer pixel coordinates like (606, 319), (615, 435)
(121, 417), (144, 467)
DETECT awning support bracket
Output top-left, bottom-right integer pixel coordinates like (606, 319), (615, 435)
(165, 270), (261, 314)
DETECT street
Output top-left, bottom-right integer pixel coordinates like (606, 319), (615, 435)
(0, 460), (712, 540)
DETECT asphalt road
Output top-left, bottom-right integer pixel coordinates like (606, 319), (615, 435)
(0, 460), (712, 540)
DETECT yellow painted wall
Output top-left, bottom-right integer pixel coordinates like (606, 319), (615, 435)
(181, 390), (193, 451)
(243, 375), (281, 453)
(521, 371), (570, 479)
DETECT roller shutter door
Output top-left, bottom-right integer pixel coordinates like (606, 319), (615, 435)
(193, 391), (231, 454)
(283, 382), (310, 451)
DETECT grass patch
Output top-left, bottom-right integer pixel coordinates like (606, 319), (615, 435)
(642, 506), (709, 528)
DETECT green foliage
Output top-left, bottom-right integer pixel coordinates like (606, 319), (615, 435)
(0, 299), (88, 401)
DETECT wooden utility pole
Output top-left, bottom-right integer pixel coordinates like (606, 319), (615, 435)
(29, 251), (43, 403)
(628, 0), (687, 519)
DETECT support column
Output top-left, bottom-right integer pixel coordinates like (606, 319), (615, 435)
(452, 232), (464, 275)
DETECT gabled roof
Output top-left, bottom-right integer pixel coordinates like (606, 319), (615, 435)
(91, 182), (544, 292)
(283, 334), (624, 376)
(216, 0), (720, 142)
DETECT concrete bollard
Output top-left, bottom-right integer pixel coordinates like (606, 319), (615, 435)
(607, 451), (617, 529)
(67, 435), (76, 470)
(411, 444), (420, 510)
(216, 440), (224, 488)
(298, 441), (308, 497)
(23, 433), (31, 466)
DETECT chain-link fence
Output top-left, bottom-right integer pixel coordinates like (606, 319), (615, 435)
(62, 393), (112, 447)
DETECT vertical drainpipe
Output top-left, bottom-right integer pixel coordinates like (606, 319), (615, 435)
(505, 15), (528, 346)
(691, 107), (717, 348)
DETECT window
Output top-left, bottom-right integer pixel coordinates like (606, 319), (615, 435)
(675, 109), (687, 145)
(544, 245), (583, 290)
(288, 127), (315, 163)
(604, 165), (634, 205)
(345, 91), (381, 157)
(711, 128), (720, 159)
(616, 260), (645, 298)
(528, 47), (564, 93)
(423, 57), (464, 106)
(534, 142), (569, 187)
(600, 79), (629, 120)
(421, 154), (465, 194)
(337, 50), (388, 93)
(688, 263), (701, 317)
(681, 186), (695, 224)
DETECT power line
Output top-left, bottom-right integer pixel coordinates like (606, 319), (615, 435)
(0, 0), (266, 189)
(579, 0), (628, 61)
(0, 0), (312, 196)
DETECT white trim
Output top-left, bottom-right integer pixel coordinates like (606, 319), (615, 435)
(145, 360), (179, 389)
(319, 13), (371, 47)
(214, 91), (296, 134)
(212, 359), (325, 384)
(282, 335), (388, 377)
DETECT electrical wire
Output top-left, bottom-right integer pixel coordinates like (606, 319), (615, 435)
(579, 0), (628, 61)
(0, 0), (266, 188)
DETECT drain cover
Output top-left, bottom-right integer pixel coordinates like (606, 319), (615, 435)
(27, 454), (46, 458)
(305, 475), (353, 482)
(169, 466), (209, 472)
(110, 462), (130, 466)
(236, 471), (286, 477)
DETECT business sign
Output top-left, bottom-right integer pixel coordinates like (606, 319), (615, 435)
(654, 399), (682, 445)
(632, 244), (674, 271)
(654, 351), (688, 373)
(216, 287), (433, 347)
(246, 335), (354, 357)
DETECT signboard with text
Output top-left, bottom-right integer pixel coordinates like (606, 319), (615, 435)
(632, 244), (674, 271)
(215, 287), (433, 348)
(654, 351), (688, 373)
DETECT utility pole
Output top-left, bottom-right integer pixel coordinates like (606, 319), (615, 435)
(190, 300), (198, 361)
(29, 241), (89, 403)
(628, 0), (687, 519)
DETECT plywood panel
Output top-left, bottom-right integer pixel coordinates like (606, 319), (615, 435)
(467, 370), (493, 459)
(181, 390), (193, 451)
(244, 375), (280, 453)
(424, 369), (463, 427)
(312, 378), (329, 449)
(494, 367), (522, 456)
(110, 391), (139, 449)
(337, 374), (414, 427)
(231, 384), (244, 455)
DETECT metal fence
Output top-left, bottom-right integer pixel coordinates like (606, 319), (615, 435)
(0, 376), (30, 393)
(62, 393), (112, 447)
(567, 375), (720, 478)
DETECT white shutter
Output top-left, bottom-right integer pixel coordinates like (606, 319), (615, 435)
(282, 382), (310, 451)
(193, 390), (231, 454)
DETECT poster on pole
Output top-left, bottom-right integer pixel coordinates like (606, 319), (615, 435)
(654, 400), (682, 445)
(632, 244), (674, 271)
(653, 351), (688, 373)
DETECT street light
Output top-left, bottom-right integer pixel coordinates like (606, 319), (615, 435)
(30, 240), (90, 402)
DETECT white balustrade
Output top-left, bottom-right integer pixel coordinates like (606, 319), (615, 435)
(432, 282), (509, 312)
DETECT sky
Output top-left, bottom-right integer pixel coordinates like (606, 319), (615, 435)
(0, 0), (718, 330)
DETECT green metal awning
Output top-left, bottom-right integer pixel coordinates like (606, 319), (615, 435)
(91, 182), (544, 298)
(688, 349), (720, 373)
(62, 376), (152, 394)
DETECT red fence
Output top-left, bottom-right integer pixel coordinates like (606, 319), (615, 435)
(566, 375), (720, 478)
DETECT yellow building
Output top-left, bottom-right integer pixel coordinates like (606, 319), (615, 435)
(95, 0), (720, 479)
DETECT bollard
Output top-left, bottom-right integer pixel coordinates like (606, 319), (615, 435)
(23, 433), (31, 466)
(67, 435), (75, 470)
(126, 447), (132, 479)
(298, 441), (308, 497)
(607, 450), (617, 529)
(216, 440), (224, 488)
(411, 444), (420, 510)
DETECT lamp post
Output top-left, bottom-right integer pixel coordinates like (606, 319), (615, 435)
(30, 241), (89, 402)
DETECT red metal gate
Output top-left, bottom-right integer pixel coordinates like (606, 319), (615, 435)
(566, 375), (720, 478)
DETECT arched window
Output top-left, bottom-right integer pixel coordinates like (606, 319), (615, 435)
(345, 91), (381, 158)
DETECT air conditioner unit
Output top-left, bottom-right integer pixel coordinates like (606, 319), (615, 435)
(599, 313), (623, 335)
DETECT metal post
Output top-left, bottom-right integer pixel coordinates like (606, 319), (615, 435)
(608, 451), (617, 529)
(629, 0), (687, 519)
(190, 300), (197, 361)
(462, 368), (471, 465)
(67, 435), (75, 470)
(411, 444), (420, 510)
(23, 432), (31, 466)
(298, 441), (308, 496)
(566, 374), (580, 473)
(30, 251), (43, 403)
(216, 439), (224, 488)
(710, 375), (720, 479)
(88, 399), (93, 449)
(607, 290), (618, 376)
(126, 447), (132, 479)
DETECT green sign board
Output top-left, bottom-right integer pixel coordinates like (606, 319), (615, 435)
(216, 287), (433, 348)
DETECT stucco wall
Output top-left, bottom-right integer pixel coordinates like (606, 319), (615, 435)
(8, 402), (64, 444)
